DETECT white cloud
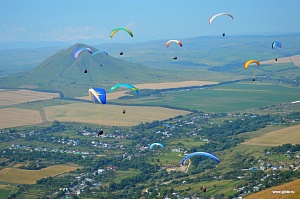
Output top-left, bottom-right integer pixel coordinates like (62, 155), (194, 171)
(0, 25), (27, 42)
(51, 26), (106, 42)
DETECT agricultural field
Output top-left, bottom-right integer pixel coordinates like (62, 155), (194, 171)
(244, 179), (300, 199)
(114, 169), (141, 183)
(242, 124), (300, 146)
(44, 102), (191, 126)
(0, 164), (81, 184)
(0, 89), (59, 106)
(79, 80), (219, 100)
(260, 54), (300, 67)
(0, 184), (15, 199)
(121, 82), (300, 113)
(0, 108), (42, 129)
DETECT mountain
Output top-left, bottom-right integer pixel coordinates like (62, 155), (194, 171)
(0, 43), (171, 97)
(0, 46), (68, 76)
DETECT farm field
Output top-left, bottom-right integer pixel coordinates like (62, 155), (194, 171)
(0, 164), (82, 184)
(122, 82), (300, 113)
(0, 164), (80, 184)
(0, 108), (42, 129)
(45, 102), (191, 126)
(244, 179), (300, 199)
(242, 124), (300, 146)
(261, 54), (300, 67)
(79, 80), (219, 100)
(0, 89), (59, 106)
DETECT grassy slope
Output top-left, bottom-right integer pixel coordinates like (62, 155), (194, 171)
(244, 179), (300, 199)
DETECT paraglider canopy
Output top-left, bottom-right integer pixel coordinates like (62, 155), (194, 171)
(162, 124), (170, 129)
(181, 152), (221, 166)
(244, 60), (260, 69)
(166, 40), (183, 48)
(208, 13), (234, 24)
(272, 41), (282, 49)
(110, 28), (134, 38)
(89, 88), (107, 104)
(110, 84), (139, 94)
(73, 48), (92, 59)
(150, 143), (164, 150)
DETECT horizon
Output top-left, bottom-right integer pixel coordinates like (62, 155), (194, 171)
(1, 0), (300, 46)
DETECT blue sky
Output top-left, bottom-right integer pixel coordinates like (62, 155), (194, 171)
(1, 0), (300, 45)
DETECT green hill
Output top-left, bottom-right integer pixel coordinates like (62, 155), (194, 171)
(0, 43), (171, 97)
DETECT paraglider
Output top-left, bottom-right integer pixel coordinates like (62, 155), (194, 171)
(209, 13), (233, 36)
(272, 42), (281, 61)
(166, 40), (182, 48)
(89, 88), (106, 137)
(110, 84), (139, 94)
(98, 129), (104, 136)
(181, 152), (220, 166)
(89, 88), (106, 104)
(74, 48), (93, 73)
(244, 60), (260, 69)
(110, 28), (133, 55)
(110, 28), (134, 38)
(166, 40), (182, 60)
(150, 143), (164, 150)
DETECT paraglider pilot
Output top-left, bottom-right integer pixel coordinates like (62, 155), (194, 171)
(98, 129), (104, 136)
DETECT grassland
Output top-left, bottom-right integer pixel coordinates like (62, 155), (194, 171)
(0, 89), (59, 106)
(170, 179), (242, 197)
(242, 124), (300, 146)
(122, 82), (300, 113)
(244, 179), (300, 199)
(78, 80), (219, 100)
(0, 164), (81, 184)
(0, 184), (16, 199)
(114, 169), (141, 183)
(44, 102), (191, 126)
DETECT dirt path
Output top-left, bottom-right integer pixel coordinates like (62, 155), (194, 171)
(39, 108), (47, 123)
